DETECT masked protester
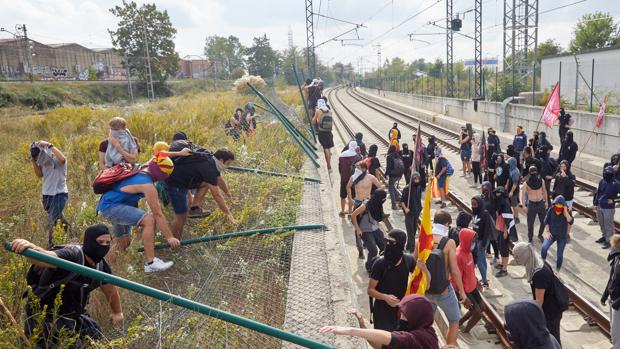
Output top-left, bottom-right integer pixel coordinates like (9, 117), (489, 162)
(512, 126), (527, 162)
(453, 228), (486, 333)
(367, 230), (416, 331)
(352, 189), (388, 273)
(504, 300), (561, 349)
(320, 294), (439, 349)
(602, 234), (620, 348)
(400, 172), (423, 252)
(400, 144), (414, 184)
(558, 131), (578, 165)
(513, 242), (565, 345)
(481, 181), (500, 266)
(493, 187), (516, 277)
(558, 107), (572, 144)
(471, 195), (496, 288)
(594, 167), (620, 248)
(521, 166), (548, 243)
(541, 195), (574, 271)
(11, 224), (124, 347)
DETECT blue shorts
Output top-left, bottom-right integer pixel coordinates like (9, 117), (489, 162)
(437, 175), (446, 188)
(42, 193), (68, 227)
(167, 185), (189, 214)
(460, 149), (471, 161)
(99, 205), (147, 238)
(425, 284), (461, 324)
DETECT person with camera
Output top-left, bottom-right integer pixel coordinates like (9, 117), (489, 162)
(30, 140), (69, 248)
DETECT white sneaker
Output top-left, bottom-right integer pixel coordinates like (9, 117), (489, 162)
(144, 257), (174, 272)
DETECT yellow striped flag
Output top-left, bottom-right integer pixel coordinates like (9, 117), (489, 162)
(407, 177), (434, 295)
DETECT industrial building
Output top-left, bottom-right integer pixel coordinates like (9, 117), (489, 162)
(540, 46), (620, 105)
(0, 38), (124, 80)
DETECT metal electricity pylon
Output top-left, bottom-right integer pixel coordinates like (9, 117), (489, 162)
(503, 0), (539, 96)
(305, 0), (316, 78)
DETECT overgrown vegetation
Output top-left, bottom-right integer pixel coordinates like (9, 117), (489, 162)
(0, 88), (306, 347)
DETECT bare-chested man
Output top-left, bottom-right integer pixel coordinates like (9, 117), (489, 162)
(347, 161), (382, 205)
(347, 161), (381, 259)
(521, 166), (548, 243)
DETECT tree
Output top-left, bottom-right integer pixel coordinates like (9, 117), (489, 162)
(569, 12), (620, 53)
(109, 1), (179, 95)
(536, 39), (562, 62)
(385, 57), (407, 77)
(204, 35), (245, 79)
(245, 34), (279, 79)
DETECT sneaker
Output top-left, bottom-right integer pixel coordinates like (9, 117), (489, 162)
(495, 269), (508, 277)
(440, 202), (447, 208)
(602, 242), (611, 249)
(144, 257), (174, 272)
(482, 281), (489, 289)
(537, 235), (544, 243)
(188, 207), (211, 218)
(391, 204), (398, 210)
(494, 263), (503, 270)
(596, 237), (607, 244)
(358, 251), (365, 259)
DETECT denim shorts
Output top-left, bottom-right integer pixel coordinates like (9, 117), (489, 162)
(425, 284), (461, 324)
(460, 149), (471, 161)
(167, 184), (189, 214)
(437, 175), (446, 188)
(99, 205), (147, 238)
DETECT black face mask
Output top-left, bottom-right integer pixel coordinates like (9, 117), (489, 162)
(396, 319), (409, 331)
(83, 224), (111, 263)
(413, 180), (421, 186)
(604, 172), (614, 182)
(472, 205), (480, 215)
(384, 241), (405, 265)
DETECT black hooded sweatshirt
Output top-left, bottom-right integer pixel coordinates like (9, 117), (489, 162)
(471, 196), (496, 242)
(552, 163), (576, 201)
(602, 248), (620, 308)
(558, 132), (578, 164)
(505, 300), (562, 349)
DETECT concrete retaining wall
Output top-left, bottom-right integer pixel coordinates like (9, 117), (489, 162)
(362, 88), (620, 160)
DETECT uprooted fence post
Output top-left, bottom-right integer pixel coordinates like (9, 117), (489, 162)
(227, 166), (321, 183)
(139, 224), (326, 251)
(4, 242), (334, 349)
(293, 63), (317, 143)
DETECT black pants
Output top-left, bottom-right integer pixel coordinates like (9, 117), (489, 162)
(404, 214), (419, 252)
(26, 312), (102, 349)
(362, 229), (386, 272)
(487, 240), (499, 259)
(547, 314), (562, 346)
(472, 161), (482, 184)
(527, 201), (546, 242)
(372, 300), (399, 331)
(404, 167), (412, 185)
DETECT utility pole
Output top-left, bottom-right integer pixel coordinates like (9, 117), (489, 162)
(503, 0), (539, 97)
(374, 44), (381, 78)
(474, 0), (483, 99)
(140, 17), (155, 101)
(124, 51), (134, 104)
(212, 61), (217, 92)
(446, 0), (454, 97)
(305, 0), (316, 77)
(15, 24), (33, 82)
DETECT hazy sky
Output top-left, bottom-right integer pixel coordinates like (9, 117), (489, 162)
(0, 0), (618, 72)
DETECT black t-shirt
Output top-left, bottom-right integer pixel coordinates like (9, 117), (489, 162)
(435, 157), (447, 177)
(166, 156), (220, 189)
(531, 265), (562, 320)
(307, 86), (321, 108)
(371, 254), (415, 327)
(36, 246), (112, 318)
(460, 131), (472, 151)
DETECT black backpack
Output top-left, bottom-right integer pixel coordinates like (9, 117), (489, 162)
(25, 245), (103, 304)
(549, 266), (570, 312)
(169, 140), (213, 164)
(426, 237), (451, 294)
(368, 254), (413, 323)
(391, 155), (405, 177)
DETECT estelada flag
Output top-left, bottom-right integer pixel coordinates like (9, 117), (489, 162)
(407, 177), (434, 295)
(597, 96), (608, 128)
(542, 82), (561, 129)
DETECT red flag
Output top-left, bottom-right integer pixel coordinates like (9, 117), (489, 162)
(480, 131), (488, 171)
(597, 96), (608, 128)
(542, 82), (561, 129)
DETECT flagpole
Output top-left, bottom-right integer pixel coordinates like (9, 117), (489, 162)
(579, 95), (607, 157)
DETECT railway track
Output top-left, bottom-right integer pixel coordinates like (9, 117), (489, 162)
(345, 87), (620, 234)
(328, 86), (611, 348)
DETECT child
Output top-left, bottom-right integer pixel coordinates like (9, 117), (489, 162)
(454, 228), (486, 333)
(104, 117), (138, 168)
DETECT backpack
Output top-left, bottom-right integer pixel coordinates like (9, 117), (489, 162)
(317, 111), (333, 132)
(93, 163), (141, 194)
(446, 161), (454, 176)
(391, 155), (405, 177)
(426, 237), (451, 294)
(550, 267), (570, 312)
(25, 245), (103, 304)
(368, 254), (413, 323)
(170, 140), (212, 157)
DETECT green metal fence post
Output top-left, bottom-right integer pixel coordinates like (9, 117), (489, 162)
(227, 166), (321, 183)
(4, 243), (334, 349)
(293, 64), (317, 143)
(590, 59), (595, 112)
